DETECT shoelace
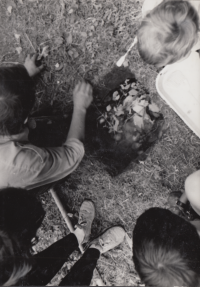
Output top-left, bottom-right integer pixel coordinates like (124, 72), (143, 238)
(98, 237), (112, 248)
(99, 238), (105, 247)
(77, 209), (90, 227)
(78, 214), (87, 226)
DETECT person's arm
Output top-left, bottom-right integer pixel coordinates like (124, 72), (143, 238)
(66, 81), (93, 143)
(14, 82), (92, 190)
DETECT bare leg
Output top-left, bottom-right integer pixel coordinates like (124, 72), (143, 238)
(185, 170), (200, 216)
(179, 192), (188, 204)
(168, 171), (200, 225)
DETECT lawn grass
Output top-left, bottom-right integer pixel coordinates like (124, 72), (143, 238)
(1, 0), (200, 285)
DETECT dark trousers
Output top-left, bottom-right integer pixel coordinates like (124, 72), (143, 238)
(20, 233), (100, 286)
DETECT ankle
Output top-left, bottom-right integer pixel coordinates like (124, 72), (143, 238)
(176, 199), (186, 208)
(74, 227), (85, 245)
(89, 244), (102, 253)
(179, 192), (187, 204)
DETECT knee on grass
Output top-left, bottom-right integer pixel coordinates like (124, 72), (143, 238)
(185, 170), (200, 213)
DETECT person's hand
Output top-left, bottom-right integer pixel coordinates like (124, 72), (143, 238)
(24, 54), (44, 77)
(73, 81), (93, 111)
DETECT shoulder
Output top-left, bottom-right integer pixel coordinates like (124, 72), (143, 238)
(16, 142), (47, 163)
(0, 141), (48, 172)
(64, 138), (84, 149)
(0, 141), (50, 188)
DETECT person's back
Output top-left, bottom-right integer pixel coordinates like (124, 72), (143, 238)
(0, 55), (93, 190)
(133, 208), (200, 287)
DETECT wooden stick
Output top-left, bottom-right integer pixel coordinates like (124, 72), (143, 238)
(0, 62), (20, 65)
(50, 188), (106, 286)
(25, 33), (36, 53)
(50, 188), (84, 253)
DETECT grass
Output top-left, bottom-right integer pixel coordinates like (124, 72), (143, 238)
(1, 0), (200, 285)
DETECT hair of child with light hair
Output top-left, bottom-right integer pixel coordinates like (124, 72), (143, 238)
(137, 1), (199, 67)
(0, 231), (32, 286)
(133, 208), (200, 287)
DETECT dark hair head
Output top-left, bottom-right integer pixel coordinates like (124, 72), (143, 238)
(0, 231), (32, 286)
(0, 187), (45, 244)
(0, 65), (35, 135)
(0, 188), (45, 286)
(137, 1), (199, 67)
(133, 207), (200, 287)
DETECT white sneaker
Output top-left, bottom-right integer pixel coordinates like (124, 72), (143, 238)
(89, 226), (125, 254)
(74, 200), (95, 244)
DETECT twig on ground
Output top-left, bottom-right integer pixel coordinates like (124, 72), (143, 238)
(25, 33), (36, 53)
(60, 0), (65, 16)
(0, 62), (20, 65)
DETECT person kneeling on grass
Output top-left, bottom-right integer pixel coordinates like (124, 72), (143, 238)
(168, 170), (200, 232)
(0, 187), (125, 286)
(133, 207), (200, 287)
(0, 54), (93, 191)
(137, 0), (200, 226)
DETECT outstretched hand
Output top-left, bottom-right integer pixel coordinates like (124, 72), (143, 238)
(24, 54), (44, 77)
(73, 81), (93, 111)
(67, 81), (93, 142)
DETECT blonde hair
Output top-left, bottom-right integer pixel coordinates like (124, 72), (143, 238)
(137, 1), (199, 66)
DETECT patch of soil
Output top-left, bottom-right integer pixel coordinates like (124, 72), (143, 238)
(86, 76), (165, 176)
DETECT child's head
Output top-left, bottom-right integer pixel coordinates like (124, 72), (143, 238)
(137, 1), (199, 67)
(133, 207), (200, 287)
(0, 65), (35, 136)
(0, 187), (45, 286)
(0, 188), (45, 242)
(0, 230), (32, 286)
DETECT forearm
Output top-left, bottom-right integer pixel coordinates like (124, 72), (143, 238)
(66, 80), (93, 142)
(66, 107), (87, 143)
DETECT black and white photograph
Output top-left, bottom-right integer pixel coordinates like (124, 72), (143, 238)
(0, 0), (200, 286)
